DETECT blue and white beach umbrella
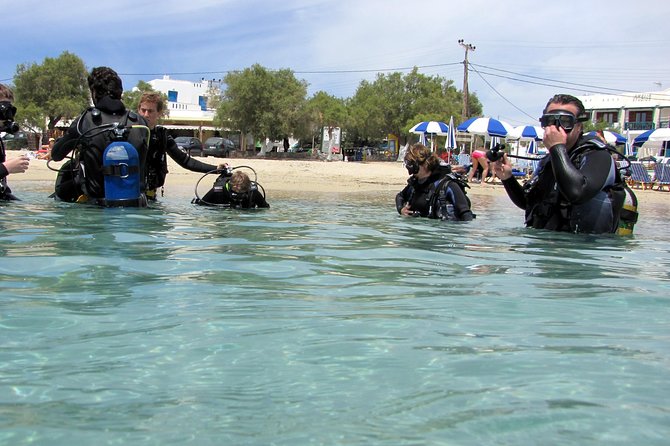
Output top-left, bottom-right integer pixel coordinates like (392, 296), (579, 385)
(409, 120), (450, 135)
(585, 130), (627, 145)
(457, 117), (513, 138)
(508, 125), (544, 141)
(527, 140), (537, 155)
(632, 128), (670, 147)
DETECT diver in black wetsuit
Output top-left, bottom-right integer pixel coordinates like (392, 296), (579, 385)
(193, 169), (269, 209)
(396, 143), (474, 221)
(0, 83), (30, 200)
(137, 92), (225, 200)
(491, 94), (634, 234)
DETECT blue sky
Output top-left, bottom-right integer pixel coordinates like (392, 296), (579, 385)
(5, 0), (670, 127)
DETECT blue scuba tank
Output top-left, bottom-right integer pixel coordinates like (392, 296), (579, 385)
(102, 141), (141, 207)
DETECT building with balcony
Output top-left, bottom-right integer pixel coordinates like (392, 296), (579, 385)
(147, 75), (222, 141)
(578, 88), (670, 139)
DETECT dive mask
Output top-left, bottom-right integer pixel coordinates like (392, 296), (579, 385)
(0, 101), (16, 121)
(539, 109), (587, 132)
(404, 159), (419, 175)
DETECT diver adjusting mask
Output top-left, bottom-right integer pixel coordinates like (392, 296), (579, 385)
(539, 109), (587, 133)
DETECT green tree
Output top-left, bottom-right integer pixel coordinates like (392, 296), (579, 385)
(296, 91), (348, 142)
(215, 64), (308, 145)
(347, 67), (481, 144)
(13, 51), (89, 135)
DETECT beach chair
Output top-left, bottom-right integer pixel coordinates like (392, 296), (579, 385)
(457, 154), (471, 167)
(629, 161), (653, 190)
(653, 163), (670, 191)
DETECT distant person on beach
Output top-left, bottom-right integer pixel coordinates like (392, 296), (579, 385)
(50, 66), (150, 204)
(396, 143), (474, 221)
(490, 93), (636, 234)
(0, 83), (30, 200)
(467, 148), (489, 184)
(193, 170), (269, 209)
(137, 92), (225, 200)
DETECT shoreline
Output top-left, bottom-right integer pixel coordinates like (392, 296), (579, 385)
(5, 150), (669, 206)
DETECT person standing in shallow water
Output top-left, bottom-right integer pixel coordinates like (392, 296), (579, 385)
(50, 66), (150, 204)
(136, 92), (225, 200)
(396, 143), (474, 221)
(0, 83), (30, 201)
(490, 93), (635, 234)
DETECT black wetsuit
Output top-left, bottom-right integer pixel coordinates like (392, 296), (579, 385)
(396, 167), (474, 221)
(502, 134), (622, 233)
(194, 174), (270, 209)
(51, 96), (149, 203)
(145, 126), (219, 199)
(0, 139), (17, 200)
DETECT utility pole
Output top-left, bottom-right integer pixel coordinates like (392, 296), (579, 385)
(458, 39), (475, 120)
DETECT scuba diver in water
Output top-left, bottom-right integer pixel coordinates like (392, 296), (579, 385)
(491, 93), (637, 234)
(50, 67), (150, 206)
(192, 168), (269, 209)
(136, 92), (226, 201)
(396, 143), (474, 221)
(0, 83), (30, 201)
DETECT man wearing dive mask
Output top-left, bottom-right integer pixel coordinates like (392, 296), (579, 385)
(491, 94), (634, 234)
(196, 170), (269, 209)
(1, 84), (30, 201)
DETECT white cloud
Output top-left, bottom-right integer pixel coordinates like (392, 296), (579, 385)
(5, 0), (670, 125)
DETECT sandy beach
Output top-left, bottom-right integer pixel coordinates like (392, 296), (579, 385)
(5, 149), (669, 206)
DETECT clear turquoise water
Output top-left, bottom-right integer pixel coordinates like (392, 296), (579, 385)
(1, 187), (669, 445)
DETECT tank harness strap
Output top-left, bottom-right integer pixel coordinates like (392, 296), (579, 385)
(102, 164), (140, 177)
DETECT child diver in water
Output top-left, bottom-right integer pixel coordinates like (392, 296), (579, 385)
(192, 167), (269, 209)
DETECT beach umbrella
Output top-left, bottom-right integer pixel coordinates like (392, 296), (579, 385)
(632, 128), (670, 147)
(409, 120), (449, 135)
(508, 125), (544, 141)
(457, 117), (513, 138)
(585, 130), (627, 145)
(625, 129), (633, 157)
(490, 136), (500, 149)
(445, 116), (457, 149)
(527, 140), (537, 155)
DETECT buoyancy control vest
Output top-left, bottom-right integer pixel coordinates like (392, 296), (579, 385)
(427, 172), (474, 221)
(523, 136), (637, 234)
(72, 107), (149, 204)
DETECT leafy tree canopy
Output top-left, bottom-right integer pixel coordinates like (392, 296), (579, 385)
(215, 64), (308, 141)
(294, 91), (348, 141)
(346, 67), (480, 144)
(13, 51), (89, 133)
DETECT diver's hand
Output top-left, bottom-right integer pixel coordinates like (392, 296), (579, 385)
(491, 159), (512, 181)
(4, 155), (30, 174)
(400, 203), (414, 217)
(543, 125), (568, 150)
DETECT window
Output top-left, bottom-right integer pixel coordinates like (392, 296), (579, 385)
(199, 96), (207, 111)
(168, 90), (178, 102)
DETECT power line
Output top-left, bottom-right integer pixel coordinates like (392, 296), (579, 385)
(470, 63), (670, 99)
(468, 64), (536, 120)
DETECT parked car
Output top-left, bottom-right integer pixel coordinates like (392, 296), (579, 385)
(202, 137), (235, 158)
(0, 131), (29, 150)
(288, 141), (313, 153)
(174, 136), (203, 156)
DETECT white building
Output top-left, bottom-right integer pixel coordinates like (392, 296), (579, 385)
(578, 88), (670, 138)
(148, 75), (220, 138)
